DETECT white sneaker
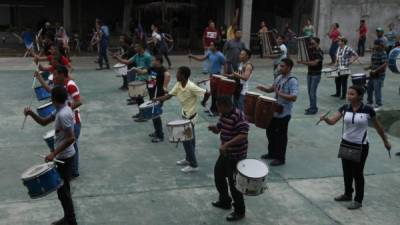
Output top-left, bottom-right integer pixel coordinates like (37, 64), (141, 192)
(176, 159), (190, 166)
(181, 166), (199, 173)
(374, 106), (382, 111)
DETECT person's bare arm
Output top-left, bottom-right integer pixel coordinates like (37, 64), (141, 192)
(320, 111), (342, 125)
(24, 107), (54, 126)
(188, 54), (207, 62)
(33, 71), (52, 92)
(233, 64), (252, 81)
(46, 127), (75, 162)
(372, 117), (391, 150)
(112, 54), (131, 65)
(256, 84), (274, 93)
(163, 71), (171, 92)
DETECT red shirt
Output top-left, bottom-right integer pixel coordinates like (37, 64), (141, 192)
(359, 24), (368, 38)
(46, 55), (70, 73)
(64, 79), (81, 124)
(203, 27), (219, 47)
(329, 29), (341, 43)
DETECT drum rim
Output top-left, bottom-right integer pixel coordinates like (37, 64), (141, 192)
(322, 68), (338, 72)
(236, 158), (269, 178)
(37, 102), (53, 109)
(43, 130), (55, 139)
(245, 91), (262, 96)
(220, 78), (235, 83)
(167, 119), (191, 126)
(351, 73), (366, 77)
(139, 100), (160, 108)
(258, 95), (277, 102)
(211, 74), (225, 78)
(128, 81), (146, 85)
(113, 63), (127, 68)
(21, 162), (55, 180)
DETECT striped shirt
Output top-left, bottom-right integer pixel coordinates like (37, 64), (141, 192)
(337, 46), (357, 68)
(217, 108), (249, 160)
(371, 50), (387, 76)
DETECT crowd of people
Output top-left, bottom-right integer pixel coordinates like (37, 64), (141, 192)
(20, 12), (400, 224)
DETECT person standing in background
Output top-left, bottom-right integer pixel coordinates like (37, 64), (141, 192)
(328, 23), (341, 65)
(202, 20), (219, 74)
(357, 20), (368, 57)
(385, 23), (398, 55)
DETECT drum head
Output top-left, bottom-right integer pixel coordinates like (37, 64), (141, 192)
(43, 130), (55, 139)
(113, 63), (126, 68)
(351, 73), (366, 78)
(237, 159), (269, 178)
(21, 162), (54, 180)
(139, 100), (158, 108)
(48, 74), (53, 81)
(259, 95), (277, 102)
(37, 102), (53, 109)
(168, 119), (191, 126)
(245, 91), (261, 97)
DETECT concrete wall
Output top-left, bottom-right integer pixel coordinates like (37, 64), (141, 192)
(317, 0), (400, 51)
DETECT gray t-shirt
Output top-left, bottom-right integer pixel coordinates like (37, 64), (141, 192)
(223, 39), (246, 69)
(273, 74), (299, 118)
(53, 104), (75, 159)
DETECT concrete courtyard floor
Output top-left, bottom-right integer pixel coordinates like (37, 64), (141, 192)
(0, 55), (399, 225)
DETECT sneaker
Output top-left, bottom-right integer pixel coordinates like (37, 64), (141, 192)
(226, 212), (245, 221)
(212, 201), (231, 210)
(134, 118), (147, 122)
(149, 132), (156, 137)
(132, 113), (141, 119)
(374, 105), (382, 111)
(270, 159), (285, 166)
(119, 85), (128, 90)
(176, 159), (190, 166)
(347, 201), (362, 210)
(181, 165), (199, 172)
(151, 137), (164, 143)
(395, 152), (400, 156)
(127, 101), (137, 105)
(304, 110), (317, 115)
(334, 194), (352, 202)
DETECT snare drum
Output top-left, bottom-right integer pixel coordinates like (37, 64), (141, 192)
(210, 74), (225, 93)
(34, 86), (51, 101)
(128, 81), (147, 98)
(113, 63), (128, 76)
(167, 119), (193, 143)
(244, 91), (261, 123)
(322, 68), (339, 78)
(388, 47), (400, 73)
(218, 78), (236, 96)
(254, 96), (277, 129)
(351, 73), (367, 86)
(43, 130), (55, 151)
(235, 159), (269, 196)
(139, 101), (162, 120)
(21, 162), (64, 198)
(338, 67), (351, 76)
(37, 102), (55, 118)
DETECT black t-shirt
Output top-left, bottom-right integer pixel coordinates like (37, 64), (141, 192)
(147, 66), (166, 98)
(308, 48), (324, 75)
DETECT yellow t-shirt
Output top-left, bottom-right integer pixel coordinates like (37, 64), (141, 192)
(169, 80), (206, 120)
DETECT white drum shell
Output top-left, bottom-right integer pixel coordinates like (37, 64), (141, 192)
(235, 159), (269, 196)
(167, 120), (193, 143)
(128, 81), (147, 97)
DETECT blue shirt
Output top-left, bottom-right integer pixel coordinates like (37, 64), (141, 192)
(206, 51), (225, 74)
(100, 25), (109, 46)
(385, 30), (398, 47)
(273, 74), (299, 118)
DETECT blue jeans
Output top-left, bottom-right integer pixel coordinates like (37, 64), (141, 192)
(329, 41), (339, 63)
(98, 44), (109, 68)
(182, 123), (197, 167)
(233, 94), (244, 111)
(202, 49), (209, 73)
(367, 75), (385, 106)
(307, 75), (321, 112)
(72, 123), (81, 176)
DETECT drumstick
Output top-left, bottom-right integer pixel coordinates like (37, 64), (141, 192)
(36, 153), (65, 164)
(21, 77), (37, 130)
(316, 110), (331, 125)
